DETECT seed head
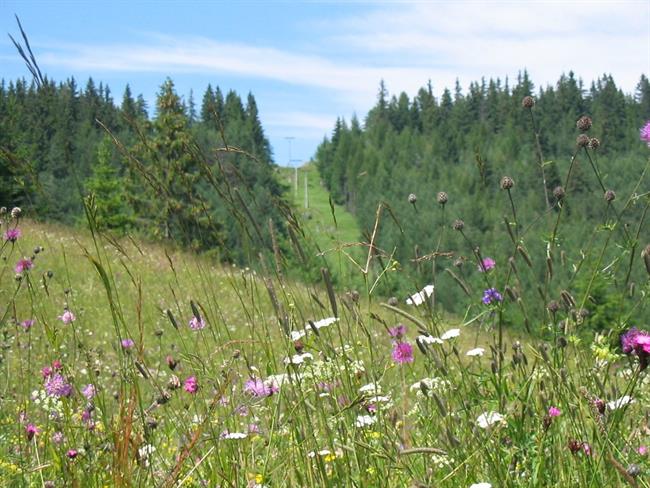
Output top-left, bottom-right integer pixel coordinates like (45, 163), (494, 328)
(547, 300), (560, 314)
(604, 190), (616, 203)
(452, 219), (464, 231)
(387, 296), (399, 306)
(500, 176), (514, 190)
(589, 137), (600, 149)
(576, 134), (590, 147)
(10, 207), (21, 219)
(408, 193), (417, 204)
(576, 115), (592, 132)
(522, 96), (535, 109)
(437, 191), (448, 205)
(553, 186), (566, 200)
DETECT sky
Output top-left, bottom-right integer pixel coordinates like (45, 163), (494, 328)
(1, 1), (649, 166)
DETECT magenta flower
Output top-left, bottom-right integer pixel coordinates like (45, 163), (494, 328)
(478, 257), (496, 272)
(620, 328), (650, 370)
(15, 258), (33, 274)
(184, 375), (199, 394)
(188, 315), (206, 330)
(244, 377), (277, 397)
(121, 338), (135, 349)
(391, 341), (414, 364)
(20, 319), (34, 330)
(4, 228), (21, 242)
(25, 424), (39, 441)
(388, 324), (406, 339)
(41, 366), (53, 378)
(640, 121), (650, 147)
(639, 445), (648, 456)
(58, 310), (76, 324)
(548, 406), (561, 417)
(67, 449), (78, 459)
(482, 288), (503, 305)
(44, 373), (72, 398)
(82, 384), (96, 400)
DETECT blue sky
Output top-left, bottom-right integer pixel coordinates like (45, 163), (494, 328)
(1, 1), (649, 165)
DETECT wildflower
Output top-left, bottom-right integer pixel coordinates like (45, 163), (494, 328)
(388, 324), (406, 339)
(25, 424), (39, 441)
(466, 347), (485, 357)
(441, 328), (460, 340)
(607, 395), (634, 410)
(183, 376), (199, 394)
(392, 342), (414, 364)
(476, 411), (505, 429)
(188, 315), (206, 330)
(58, 310), (75, 324)
(82, 384), (96, 400)
(522, 96), (535, 108)
(44, 373), (72, 398)
(66, 449), (78, 459)
(548, 406), (561, 417)
(604, 190), (616, 202)
(10, 207), (21, 219)
(452, 219), (465, 231)
(408, 193), (417, 204)
(283, 352), (313, 365)
(478, 257), (495, 272)
(244, 377), (277, 397)
(482, 288), (503, 305)
(121, 338), (135, 349)
(470, 484), (492, 488)
(41, 366), (53, 378)
(290, 329), (307, 341)
(355, 414), (376, 428)
(437, 191), (448, 205)
(4, 228), (21, 242)
(620, 328), (650, 370)
(15, 258), (33, 274)
(310, 317), (338, 330)
(417, 334), (443, 345)
(52, 431), (64, 444)
(406, 284), (434, 306)
(576, 115), (592, 132)
(20, 319), (34, 330)
(638, 445), (647, 456)
(220, 431), (247, 440)
(576, 134), (590, 147)
(166, 355), (178, 370)
(500, 176), (514, 190)
(639, 121), (650, 147)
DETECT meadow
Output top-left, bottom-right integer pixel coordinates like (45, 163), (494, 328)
(1, 107), (649, 488)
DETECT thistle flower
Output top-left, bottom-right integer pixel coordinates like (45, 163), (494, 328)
(620, 327), (650, 370)
(121, 338), (135, 349)
(482, 288), (503, 305)
(391, 341), (414, 364)
(15, 258), (33, 274)
(82, 384), (96, 400)
(548, 406), (561, 417)
(44, 373), (72, 398)
(388, 324), (406, 339)
(4, 228), (21, 242)
(640, 121), (650, 147)
(244, 377), (278, 397)
(25, 424), (39, 441)
(21, 319), (34, 330)
(478, 257), (495, 272)
(66, 449), (78, 459)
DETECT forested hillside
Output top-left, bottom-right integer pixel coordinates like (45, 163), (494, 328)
(0, 77), (288, 261)
(316, 72), (650, 323)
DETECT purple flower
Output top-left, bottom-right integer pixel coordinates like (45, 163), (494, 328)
(388, 324), (406, 339)
(44, 373), (72, 398)
(391, 341), (414, 364)
(25, 423), (39, 440)
(67, 449), (78, 459)
(121, 338), (135, 349)
(482, 288), (503, 305)
(184, 375), (198, 394)
(58, 310), (76, 324)
(21, 319), (34, 330)
(478, 257), (496, 272)
(52, 431), (64, 444)
(620, 327), (650, 370)
(82, 384), (96, 400)
(41, 366), (53, 378)
(15, 258), (33, 274)
(640, 121), (650, 147)
(188, 315), (206, 330)
(244, 377), (277, 397)
(548, 406), (561, 417)
(4, 228), (21, 242)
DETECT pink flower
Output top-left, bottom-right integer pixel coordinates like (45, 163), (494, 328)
(121, 338), (135, 349)
(388, 324), (406, 339)
(244, 377), (277, 397)
(58, 310), (76, 324)
(44, 373), (72, 398)
(15, 258), (33, 274)
(82, 384), (96, 400)
(478, 257), (496, 272)
(391, 341), (414, 364)
(638, 445), (647, 456)
(188, 315), (206, 330)
(41, 366), (53, 378)
(184, 375), (198, 394)
(4, 228), (21, 242)
(25, 424), (39, 440)
(67, 449), (78, 459)
(620, 328), (650, 370)
(20, 319), (34, 330)
(52, 431), (64, 444)
(640, 121), (650, 147)
(548, 406), (561, 417)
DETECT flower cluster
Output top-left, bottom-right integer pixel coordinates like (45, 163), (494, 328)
(620, 328), (650, 370)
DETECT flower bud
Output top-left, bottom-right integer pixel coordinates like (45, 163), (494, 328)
(522, 96), (535, 108)
(500, 176), (514, 190)
(576, 115), (592, 132)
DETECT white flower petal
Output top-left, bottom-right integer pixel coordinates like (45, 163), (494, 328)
(441, 328), (460, 340)
(476, 411), (505, 429)
(466, 347), (485, 357)
(406, 285), (434, 305)
(417, 334), (443, 345)
(355, 415), (376, 428)
(607, 395), (634, 410)
(470, 483), (492, 488)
